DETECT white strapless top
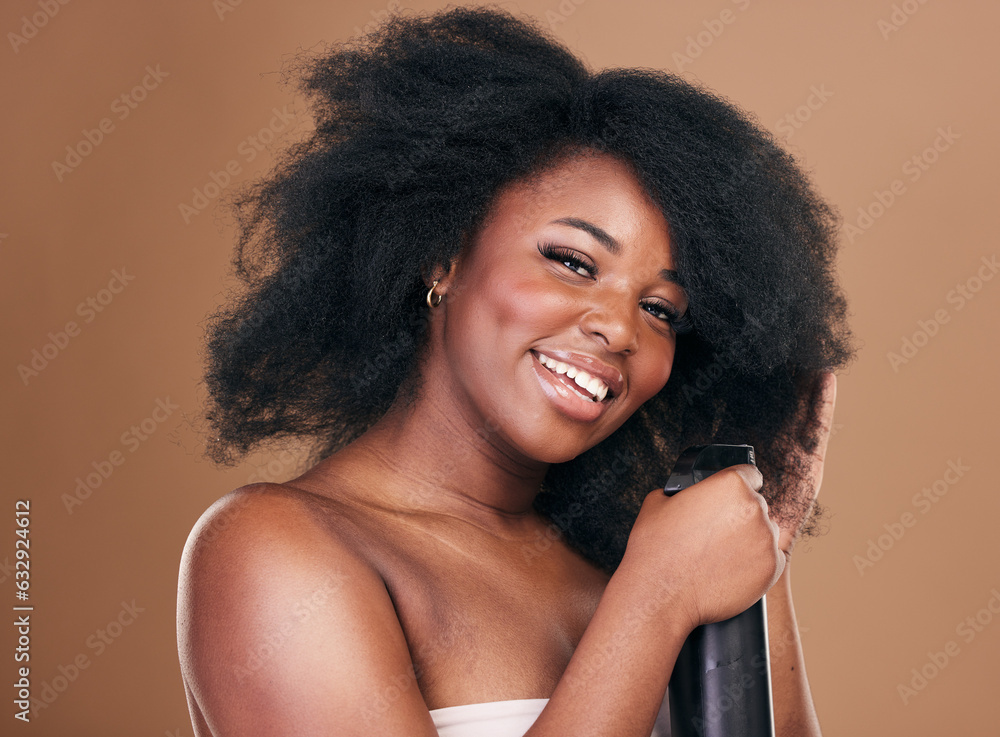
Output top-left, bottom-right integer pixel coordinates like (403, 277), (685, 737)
(429, 696), (670, 737)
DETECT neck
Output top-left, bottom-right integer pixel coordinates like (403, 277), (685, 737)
(316, 380), (550, 538)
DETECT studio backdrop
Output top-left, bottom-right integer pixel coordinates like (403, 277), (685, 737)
(2, 0), (998, 735)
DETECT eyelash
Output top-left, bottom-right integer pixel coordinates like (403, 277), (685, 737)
(538, 242), (694, 335)
(540, 242), (596, 277)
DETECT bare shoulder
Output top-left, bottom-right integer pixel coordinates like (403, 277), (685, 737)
(179, 482), (363, 571)
(178, 484), (368, 632)
(177, 483), (438, 737)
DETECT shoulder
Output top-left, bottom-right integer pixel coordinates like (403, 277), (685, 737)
(176, 483), (380, 673)
(177, 482), (384, 645)
(178, 483), (369, 605)
(181, 482), (357, 563)
(177, 484), (434, 735)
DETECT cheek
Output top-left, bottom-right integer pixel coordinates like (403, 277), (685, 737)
(633, 341), (677, 403)
(659, 342), (677, 383)
(441, 268), (557, 386)
(461, 266), (573, 338)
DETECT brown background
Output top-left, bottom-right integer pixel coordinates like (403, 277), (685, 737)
(2, 0), (998, 735)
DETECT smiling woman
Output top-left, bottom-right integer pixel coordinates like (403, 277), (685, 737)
(177, 6), (854, 737)
(430, 152), (683, 451)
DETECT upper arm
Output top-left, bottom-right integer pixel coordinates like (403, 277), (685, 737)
(177, 486), (439, 737)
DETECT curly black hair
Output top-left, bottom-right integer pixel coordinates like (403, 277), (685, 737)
(199, 5), (855, 574)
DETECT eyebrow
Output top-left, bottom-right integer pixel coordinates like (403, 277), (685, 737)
(550, 216), (683, 286)
(552, 217), (620, 254)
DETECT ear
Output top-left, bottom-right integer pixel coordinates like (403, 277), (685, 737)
(426, 257), (460, 298)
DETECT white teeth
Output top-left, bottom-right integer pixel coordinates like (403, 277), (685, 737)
(573, 370), (593, 391)
(536, 352), (610, 401)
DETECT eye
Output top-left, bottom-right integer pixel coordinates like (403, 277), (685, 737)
(641, 300), (694, 335)
(538, 242), (596, 278)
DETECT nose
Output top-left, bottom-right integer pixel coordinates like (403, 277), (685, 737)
(579, 291), (639, 355)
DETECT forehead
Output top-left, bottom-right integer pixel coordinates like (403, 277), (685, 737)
(477, 150), (672, 253)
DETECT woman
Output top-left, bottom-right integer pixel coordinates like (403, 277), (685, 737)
(177, 7), (853, 736)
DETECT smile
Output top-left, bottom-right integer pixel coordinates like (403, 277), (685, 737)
(534, 351), (611, 402)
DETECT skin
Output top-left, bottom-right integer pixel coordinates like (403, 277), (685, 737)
(177, 150), (833, 736)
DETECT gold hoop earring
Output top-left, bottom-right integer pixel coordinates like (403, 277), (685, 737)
(426, 280), (443, 308)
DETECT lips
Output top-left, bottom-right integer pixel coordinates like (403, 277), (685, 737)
(530, 349), (624, 402)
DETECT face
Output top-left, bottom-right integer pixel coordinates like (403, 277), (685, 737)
(423, 151), (690, 465)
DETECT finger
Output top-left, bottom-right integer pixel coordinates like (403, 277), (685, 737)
(730, 463), (764, 492)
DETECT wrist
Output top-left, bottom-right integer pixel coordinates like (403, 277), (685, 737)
(608, 558), (698, 642)
(769, 556), (793, 598)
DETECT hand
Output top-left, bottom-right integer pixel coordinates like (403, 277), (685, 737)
(619, 465), (784, 631)
(774, 371), (837, 556)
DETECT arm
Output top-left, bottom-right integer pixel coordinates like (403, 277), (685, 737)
(527, 465), (785, 737)
(767, 562), (821, 736)
(527, 563), (692, 737)
(767, 370), (838, 736)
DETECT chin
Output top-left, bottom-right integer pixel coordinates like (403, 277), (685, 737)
(518, 424), (619, 466)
